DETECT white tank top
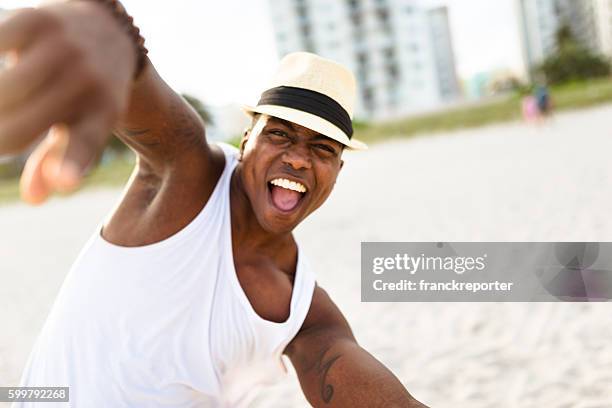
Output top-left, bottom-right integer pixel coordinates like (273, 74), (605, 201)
(15, 143), (316, 407)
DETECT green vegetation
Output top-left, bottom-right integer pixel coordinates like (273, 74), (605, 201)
(537, 24), (610, 85)
(0, 178), (19, 204)
(355, 96), (521, 143)
(355, 77), (612, 143)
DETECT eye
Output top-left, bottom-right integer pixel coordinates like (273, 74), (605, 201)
(314, 144), (336, 154)
(267, 129), (291, 141)
(266, 129), (291, 145)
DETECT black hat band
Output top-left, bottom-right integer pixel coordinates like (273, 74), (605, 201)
(257, 86), (354, 138)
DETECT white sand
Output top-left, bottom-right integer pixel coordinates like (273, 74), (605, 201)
(2, 105), (612, 407)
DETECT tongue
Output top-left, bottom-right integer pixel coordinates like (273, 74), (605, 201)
(271, 186), (301, 211)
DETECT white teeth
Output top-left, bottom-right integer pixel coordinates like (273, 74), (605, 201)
(270, 178), (307, 193)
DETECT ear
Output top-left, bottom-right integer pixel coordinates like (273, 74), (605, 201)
(239, 129), (249, 161)
(332, 159), (344, 187)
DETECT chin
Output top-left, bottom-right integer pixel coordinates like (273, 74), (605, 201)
(257, 210), (303, 234)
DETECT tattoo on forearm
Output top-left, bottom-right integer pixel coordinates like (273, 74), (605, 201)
(316, 353), (342, 403)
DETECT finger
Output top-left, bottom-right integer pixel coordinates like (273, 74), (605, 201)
(21, 113), (111, 203)
(0, 36), (67, 112)
(19, 130), (60, 205)
(0, 64), (85, 155)
(44, 113), (112, 193)
(0, 8), (48, 52)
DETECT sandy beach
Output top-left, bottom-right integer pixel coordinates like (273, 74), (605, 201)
(2, 105), (612, 407)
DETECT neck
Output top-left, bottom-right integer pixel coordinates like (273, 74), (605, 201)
(230, 164), (295, 253)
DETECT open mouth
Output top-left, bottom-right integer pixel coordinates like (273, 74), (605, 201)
(267, 178), (307, 213)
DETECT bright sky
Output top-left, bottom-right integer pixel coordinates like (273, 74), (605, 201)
(3, 0), (524, 106)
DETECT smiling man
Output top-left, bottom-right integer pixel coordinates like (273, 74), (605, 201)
(1, 1), (426, 407)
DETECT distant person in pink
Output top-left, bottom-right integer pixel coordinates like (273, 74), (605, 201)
(522, 95), (540, 124)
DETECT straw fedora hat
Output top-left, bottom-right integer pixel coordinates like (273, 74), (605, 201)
(243, 52), (367, 150)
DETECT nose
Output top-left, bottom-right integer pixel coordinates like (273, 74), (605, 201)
(282, 144), (312, 171)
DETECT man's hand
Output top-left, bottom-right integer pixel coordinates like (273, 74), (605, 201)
(286, 287), (429, 407)
(0, 2), (137, 204)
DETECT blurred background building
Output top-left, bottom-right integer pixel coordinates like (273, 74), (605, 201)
(592, 0), (612, 56)
(267, 0), (461, 120)
(517, 0), (612, 79)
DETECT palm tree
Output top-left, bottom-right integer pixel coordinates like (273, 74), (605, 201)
(537, 23), (611, 84)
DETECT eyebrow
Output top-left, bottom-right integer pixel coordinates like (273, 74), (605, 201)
(268, 118), (343, 149)
(310, 135), (336, 143)
(268, 118), (297, 132)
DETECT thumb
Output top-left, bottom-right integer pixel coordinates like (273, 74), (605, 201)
(19, 131), (60, 205)
(44, 115), (112, 193)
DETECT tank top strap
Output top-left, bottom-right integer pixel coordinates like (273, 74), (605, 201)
(216, 142), (240, 187)
(265, 247), (317, 373)
(212, 142), (240, 212)
(282, 248), (316, 346)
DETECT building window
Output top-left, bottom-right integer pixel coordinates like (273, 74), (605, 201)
(376, 8), (391, 33)
(304, 39), (316, 53)
(301, 23), (311, 38)
(383, 47), (395, 59)
(387, 83), (398, 108)
(377, 8), (389, 21)
(347, 0), (360, 12)
(387, 63), (399, 80)
(296, 4), (308, 20)
(357, 52), (368, 66)
(358, 70), (368, 85)
(362, 87), (374, 111)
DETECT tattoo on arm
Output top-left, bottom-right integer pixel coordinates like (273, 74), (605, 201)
(316, 352), (342, 403)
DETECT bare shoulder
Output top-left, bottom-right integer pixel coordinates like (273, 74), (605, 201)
(101, 143), (226, 247)
(304, 285), (353, 333)
(54, 52), (230, 246)
(285, 285), (355, 358)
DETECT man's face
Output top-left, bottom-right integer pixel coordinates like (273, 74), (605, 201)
(239, 116), (345, 234)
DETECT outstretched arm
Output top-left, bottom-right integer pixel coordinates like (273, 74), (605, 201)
(112, 57), (212, 174)
(0, 2), (217, 204)
(285, 287), (428, 407)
